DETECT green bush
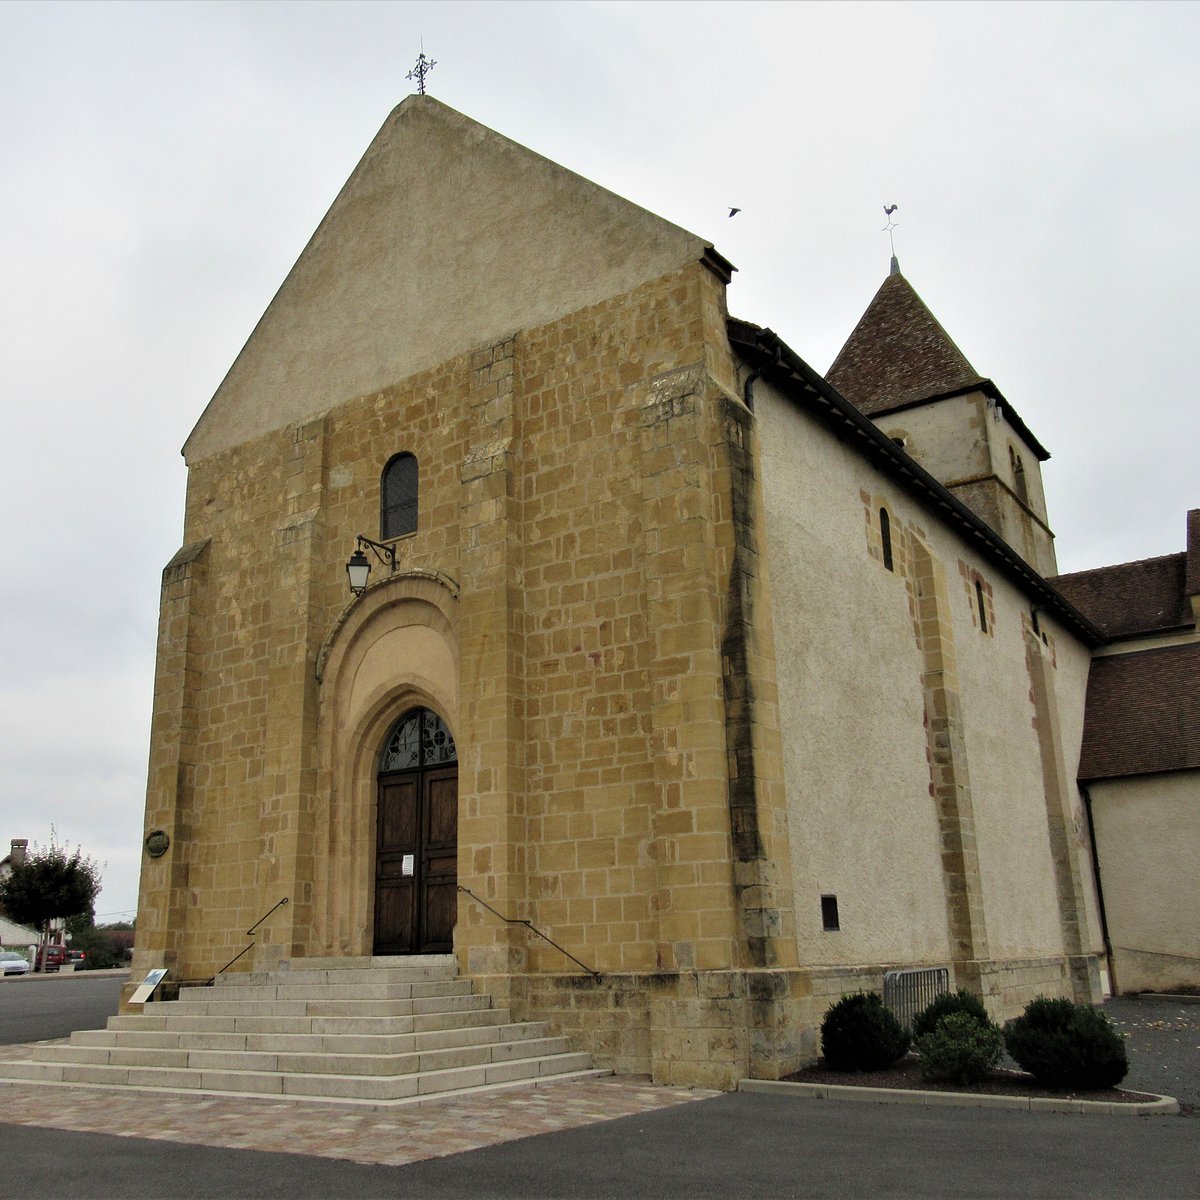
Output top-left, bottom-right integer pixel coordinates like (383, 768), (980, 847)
(1003, 996), (1128, 1090)
(821, 991), (911, 1072)
(916, 1012), (1003, 1085)
(912, 988), (991, 1039)
(65, 927), (121, 970)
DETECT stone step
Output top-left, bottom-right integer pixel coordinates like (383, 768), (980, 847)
(0, 1051), (596, 1101)
(153, 992), (491, 1019)
(106, 1004), (514, 1038)
(259, 954), (456, 975)
(0, 956), (595, 1108)
(213, 961), (460, 988)
(0, 1065), (613, 1110)
(33, 1035), (574, 1078)
(71, 1020), (553, 1057)
(182, 979), (475, 1003)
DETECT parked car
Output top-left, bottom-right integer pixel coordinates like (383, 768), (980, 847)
(66, 949), (86, 969)
(0, 951), (31, 976)
(35, 944), (67, 972)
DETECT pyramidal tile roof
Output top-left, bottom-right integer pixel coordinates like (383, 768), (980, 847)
(826, 261), (987, 415)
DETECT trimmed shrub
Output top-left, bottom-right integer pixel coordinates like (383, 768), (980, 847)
(1003, 996), (1129, 1090)
(912, 988), (991, 1040)
(916, 1012), (1003, 1085)
(821, 991), (911, 1072)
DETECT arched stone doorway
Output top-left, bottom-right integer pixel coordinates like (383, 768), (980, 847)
(374, 707), (458, 955)
(312, 570), (459, 958)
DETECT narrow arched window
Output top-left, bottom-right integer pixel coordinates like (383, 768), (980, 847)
(381, 452), (418, 540)
(1009, 446), (1029, 506)
(879, 507), (894, 572)
(975, 578), (988, 633)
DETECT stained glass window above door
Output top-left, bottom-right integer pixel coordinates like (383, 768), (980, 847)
(379, 708), (458, 773)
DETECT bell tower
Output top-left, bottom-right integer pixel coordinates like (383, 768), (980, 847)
(827, 260), (1057, 576)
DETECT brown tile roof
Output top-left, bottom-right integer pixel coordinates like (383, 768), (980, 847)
(1078, 643), (1200, 780)
(826, 268), (985, 415)
(1052, 555), (1192, 639)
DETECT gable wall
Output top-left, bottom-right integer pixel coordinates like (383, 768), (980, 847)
(183, 98), (708, 463)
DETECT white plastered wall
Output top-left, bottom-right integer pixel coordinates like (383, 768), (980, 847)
(875, 393), (990, 486)
(1047, 626), (1108, 967)
(757, 375), (1095, 971)
(756, 377), (951, 967)
(944, 555), (1071, 958)
(1088, 771), (1200, 993)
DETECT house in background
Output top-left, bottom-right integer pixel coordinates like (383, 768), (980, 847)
(120, 96), (1189, 1089)
(0, 841), (39, 954)
(0, 838), (28, 886)
(0, 916), (39, 954)
(1053, 512), (1200, 994)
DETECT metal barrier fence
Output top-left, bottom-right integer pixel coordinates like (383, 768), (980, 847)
(883, 966), (949, 1030)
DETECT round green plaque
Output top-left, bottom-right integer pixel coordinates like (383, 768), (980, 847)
(145, 830), (170, 858)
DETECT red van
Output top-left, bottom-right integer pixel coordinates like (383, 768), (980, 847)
(35, 944), (67, 972)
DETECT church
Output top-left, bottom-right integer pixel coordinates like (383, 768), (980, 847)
(127, 95), (1196, 1090)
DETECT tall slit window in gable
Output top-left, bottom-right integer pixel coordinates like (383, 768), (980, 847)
(879, 507), (894, 571)
(974, 578), (989, 633)
(381, 452), (418, 540)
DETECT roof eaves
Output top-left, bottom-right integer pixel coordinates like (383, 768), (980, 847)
(729, 321), (1102, 647)
(1078, 763), (1198, 784)
(701, 245), (736, 284)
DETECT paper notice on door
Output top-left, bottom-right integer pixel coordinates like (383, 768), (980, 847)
(402, 854), (414, 876)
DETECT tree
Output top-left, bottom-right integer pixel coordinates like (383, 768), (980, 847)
(0, 838), (102, 948)
(65, 910), (95, 940)
(67, 925), (122, 969)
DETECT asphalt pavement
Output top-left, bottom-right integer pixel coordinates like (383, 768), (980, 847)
(1104, 994), (1200, 1111)
(0, 988), (1196, 1199)
(4, 1087), (1198, 1200)
(0, 969), (127, 1044)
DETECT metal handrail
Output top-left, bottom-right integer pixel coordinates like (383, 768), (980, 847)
(457, 885), (601, 981)
(207, 896), (289, 984)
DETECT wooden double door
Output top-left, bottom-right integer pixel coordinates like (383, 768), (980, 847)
(374, 766), (457, 954)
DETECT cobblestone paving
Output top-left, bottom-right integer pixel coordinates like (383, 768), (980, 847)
(0, 1043), (718, 1167)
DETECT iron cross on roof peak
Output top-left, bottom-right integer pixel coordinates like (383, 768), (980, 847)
(882, 204), (901, 274)
(407, 49), (437, 96)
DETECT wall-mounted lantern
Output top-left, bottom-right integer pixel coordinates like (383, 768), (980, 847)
(345, 535), (397, 596)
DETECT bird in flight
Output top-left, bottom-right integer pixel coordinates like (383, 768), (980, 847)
(728, 207), (741, 218)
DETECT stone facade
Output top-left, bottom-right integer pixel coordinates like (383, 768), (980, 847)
(130, 96), (1113, 1087)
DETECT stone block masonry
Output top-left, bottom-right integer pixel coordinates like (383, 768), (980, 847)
(133, 259), (811, 1083)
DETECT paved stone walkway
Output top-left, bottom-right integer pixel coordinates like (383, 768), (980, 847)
(0, 1042), (717, 1167)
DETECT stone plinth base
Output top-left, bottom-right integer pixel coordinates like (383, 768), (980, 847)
(470, 952), (1104, 1090)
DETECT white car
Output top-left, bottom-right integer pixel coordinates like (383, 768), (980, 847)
(0, 951), (30, 976)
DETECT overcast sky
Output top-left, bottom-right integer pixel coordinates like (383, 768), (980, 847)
(2, 1), (1197, 924)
